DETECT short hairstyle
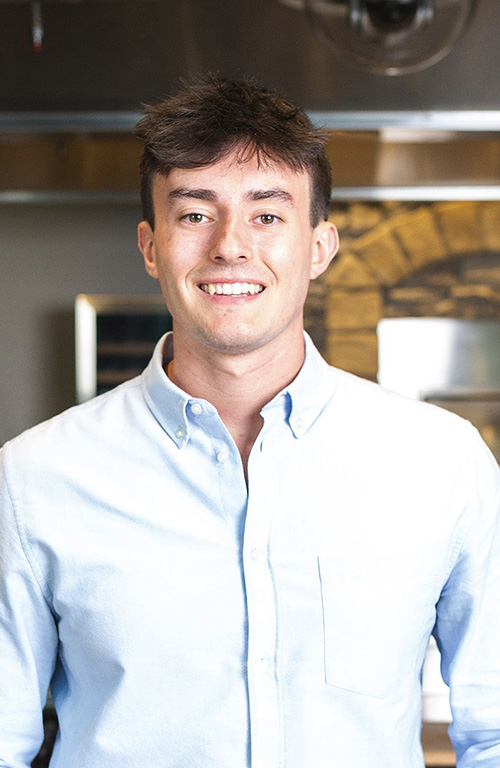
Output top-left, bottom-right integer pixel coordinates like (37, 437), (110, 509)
(134, 76), (332, 229)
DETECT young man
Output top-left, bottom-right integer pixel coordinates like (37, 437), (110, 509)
(1, 77), (499, 767)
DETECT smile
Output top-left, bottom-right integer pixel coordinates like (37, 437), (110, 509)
(199, 282), (265, 296)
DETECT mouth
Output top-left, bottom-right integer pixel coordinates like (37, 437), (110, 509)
(199, 282), (265, 296)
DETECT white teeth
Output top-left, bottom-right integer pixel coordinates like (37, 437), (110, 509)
(200, 282), (264, 296)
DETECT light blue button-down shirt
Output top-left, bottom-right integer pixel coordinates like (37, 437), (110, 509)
(1, 332), (500, 767)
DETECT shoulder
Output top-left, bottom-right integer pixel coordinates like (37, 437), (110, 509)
(331, 364), (459, 420)
(321, 366), (500, 524)
(324, 363), (486, 459)
(1, 376), (143, 479)
(306, 337), (470, 442)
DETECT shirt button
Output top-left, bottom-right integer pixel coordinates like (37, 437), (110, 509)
(190, 402), (202, 415)
(217, 450), (228, 463)
(175, 427), (186, 439)
(295, 416), (304, 429)
(250, 547), (258, 561)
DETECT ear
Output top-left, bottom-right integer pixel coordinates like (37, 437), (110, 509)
(137, 221), (159, 279)
(310, 220), (339, 280)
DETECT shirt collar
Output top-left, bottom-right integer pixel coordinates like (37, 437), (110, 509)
(263, 331), (336, 439)
(141, 333), (194, 448)
(141, 331), (336, 447)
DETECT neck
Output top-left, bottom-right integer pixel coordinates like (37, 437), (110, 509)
(166, 330), (306, 472)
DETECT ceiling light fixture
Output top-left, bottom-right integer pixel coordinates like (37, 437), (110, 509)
(280, 0), (478, 76)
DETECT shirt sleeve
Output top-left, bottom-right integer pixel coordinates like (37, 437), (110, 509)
(0, 444), (59, 768)
(434, 425), (500, 767)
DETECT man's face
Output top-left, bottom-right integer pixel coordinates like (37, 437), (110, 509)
(138, 151), (338, 359)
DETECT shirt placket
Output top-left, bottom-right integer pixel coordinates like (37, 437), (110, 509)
(243, 427), (283, 768)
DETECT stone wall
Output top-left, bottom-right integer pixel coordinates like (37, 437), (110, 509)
(304, 201), (500, 380)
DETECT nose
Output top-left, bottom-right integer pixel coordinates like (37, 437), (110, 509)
(211, 216), (250, 263)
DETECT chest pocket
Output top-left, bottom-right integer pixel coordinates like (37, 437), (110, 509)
(318, 555), (436, 699)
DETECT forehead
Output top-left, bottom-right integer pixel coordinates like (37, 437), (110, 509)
(153, 151), (312, 207)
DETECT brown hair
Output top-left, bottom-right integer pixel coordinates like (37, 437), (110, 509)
(134, 76), (332, 229)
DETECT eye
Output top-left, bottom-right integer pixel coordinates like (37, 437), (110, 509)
(181, 213), (209, 224)
(258, 214), (280, 225)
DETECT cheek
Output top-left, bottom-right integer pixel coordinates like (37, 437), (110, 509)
(162, 231), (212, 270)
(282, 245), (314, 285)
(155, 253), (199, 309)
(153, 241), (185, 281)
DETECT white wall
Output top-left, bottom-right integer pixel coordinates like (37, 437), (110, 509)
(0, 202), (160, 443)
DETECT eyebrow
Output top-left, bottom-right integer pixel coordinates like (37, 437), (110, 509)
(167, 187), (295, 206)
(168, 188), (218, 202)
(246, 189), (294, 205)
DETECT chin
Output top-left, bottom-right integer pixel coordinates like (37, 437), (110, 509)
(196, 327), (274, 356)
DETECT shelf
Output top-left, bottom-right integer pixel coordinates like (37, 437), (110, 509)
(97, 341), (157, 356)
(422, 722), (455, 767)
(97, 370), (145, 386)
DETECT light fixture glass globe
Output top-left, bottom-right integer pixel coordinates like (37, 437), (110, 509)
(304, 0), (478, 75)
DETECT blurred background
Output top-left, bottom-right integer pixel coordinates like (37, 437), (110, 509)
(1, 2), (500, 764)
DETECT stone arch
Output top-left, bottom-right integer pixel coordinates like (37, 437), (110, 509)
(323, 201), (500, 380)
